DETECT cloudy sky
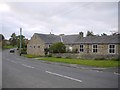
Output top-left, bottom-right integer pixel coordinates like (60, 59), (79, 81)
(0, 1), (118, 39)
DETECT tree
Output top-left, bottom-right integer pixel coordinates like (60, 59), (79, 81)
(9, 33), (17, 46)
(0, 34), (5, 41)
(49, 42), (66, 53)
(0, 34), (5, 48)
(17, 35), (26, 48)
(44, 47), (49, 56)
(86, 31), (94, 36)
(101, 33), (107, 36)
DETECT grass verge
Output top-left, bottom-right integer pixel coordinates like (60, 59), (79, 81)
(39, 57), (119, 68)
(23, 55), (119, 68)
(3, 45), (16, 49)
(22, 54), (41, 58)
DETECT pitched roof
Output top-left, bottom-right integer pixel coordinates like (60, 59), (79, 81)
(62, 35), (79, 44)
(75, 35), (120, 44)
(35, 33), (61, 44)
(34, 33), (120, 44)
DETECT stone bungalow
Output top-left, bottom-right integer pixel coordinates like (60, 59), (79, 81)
(27, 33), (120, 59)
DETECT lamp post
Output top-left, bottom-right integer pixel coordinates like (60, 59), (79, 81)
(20, 28), (22, 56)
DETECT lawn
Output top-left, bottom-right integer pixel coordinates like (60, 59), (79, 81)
(23, 54), (119, 67)
(23, 54), (41, 58)
(39, 57), (119, 68)
(3, 45), (16, 49)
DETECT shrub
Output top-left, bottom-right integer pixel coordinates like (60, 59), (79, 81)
(44, 48), (49, 56)
(65, 56), (71, 59)
(49, 42), (66, 53)
(56, 56), (62, 58)
(47, 54), (52, 57)
(94, 57), (105, 60)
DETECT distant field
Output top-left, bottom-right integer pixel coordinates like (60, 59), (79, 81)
(23, 54), (119, 68)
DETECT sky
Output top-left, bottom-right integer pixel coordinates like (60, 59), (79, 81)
(0, 1), (118, 40)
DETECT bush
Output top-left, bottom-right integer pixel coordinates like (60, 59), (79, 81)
(21, 51), (27, 54)
(49, 42), (66, 53)
(47, 54), (52, 57)
(56, 56), (62, 58)
(111, 58), (120, 61)
(94, 57), (105, 60)
(44, 48), (49, 56)
(72, 48), (78, 53)
(65, 56), (72, 59)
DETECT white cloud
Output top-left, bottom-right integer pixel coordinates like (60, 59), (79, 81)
(0, 3), (10, 12)
(1, 2), (118, 39)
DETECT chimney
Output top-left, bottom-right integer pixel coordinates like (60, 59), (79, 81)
(79, 32), (84, 37)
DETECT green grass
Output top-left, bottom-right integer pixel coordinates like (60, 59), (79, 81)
(3, 45), (16, 49)
(39, 57), (119, 68)
(23, 54), (119, 68)
(22, 54), (41, 58)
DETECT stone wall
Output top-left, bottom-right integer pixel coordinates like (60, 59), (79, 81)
(52, 53), (119, 60)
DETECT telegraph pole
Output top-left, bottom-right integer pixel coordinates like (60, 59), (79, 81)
(20, 28), (22, 56)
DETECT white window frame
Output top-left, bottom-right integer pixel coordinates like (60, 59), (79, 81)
(92, 44), (98, 53)
(69, 46), (73, 52)
(108, 44), (116, 54)
(79, 44), (84, 52)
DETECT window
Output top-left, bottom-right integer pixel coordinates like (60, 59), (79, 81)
(38, 46), (40, 48)
(34, 46), (35, 48)
(109, 44), (116, 54)
(92, 44), (98, 53)
(69, 46), (73, 52)
(30, 46), (32, 48)
(80, 44), (84, 52)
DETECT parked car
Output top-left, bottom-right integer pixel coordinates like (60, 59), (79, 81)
(9, 49), (15, 53)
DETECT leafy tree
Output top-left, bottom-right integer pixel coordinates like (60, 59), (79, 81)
(44, 47), (49, 56)
(9, 33), (27, 49)
(0, 34), (5, 48)
(49, 42), (66, 53)
(101, 33), (107, 36)
(0, 34), (4, 41)
(17, 35), (26, 48)
(9, 33), (17, 46)
(86, 31), (94, 36)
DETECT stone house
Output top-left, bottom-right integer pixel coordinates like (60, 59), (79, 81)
(27, 33), (120, 59)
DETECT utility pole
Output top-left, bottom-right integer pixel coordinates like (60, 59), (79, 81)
(20, 28), (22, 56)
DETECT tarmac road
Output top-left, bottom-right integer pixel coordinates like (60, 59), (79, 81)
(2, 49), (118, 88)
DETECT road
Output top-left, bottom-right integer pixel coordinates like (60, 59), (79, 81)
(2, 49), (118, 88)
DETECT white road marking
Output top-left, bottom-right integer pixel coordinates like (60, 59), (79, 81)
(10, 61), (17, 64)
(22, 64), (35, 69)
(114, 72), (120, 75)
(45, 71), (82, 83)
(96, 70), (103, 72)
(5, 59), (17, 64)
